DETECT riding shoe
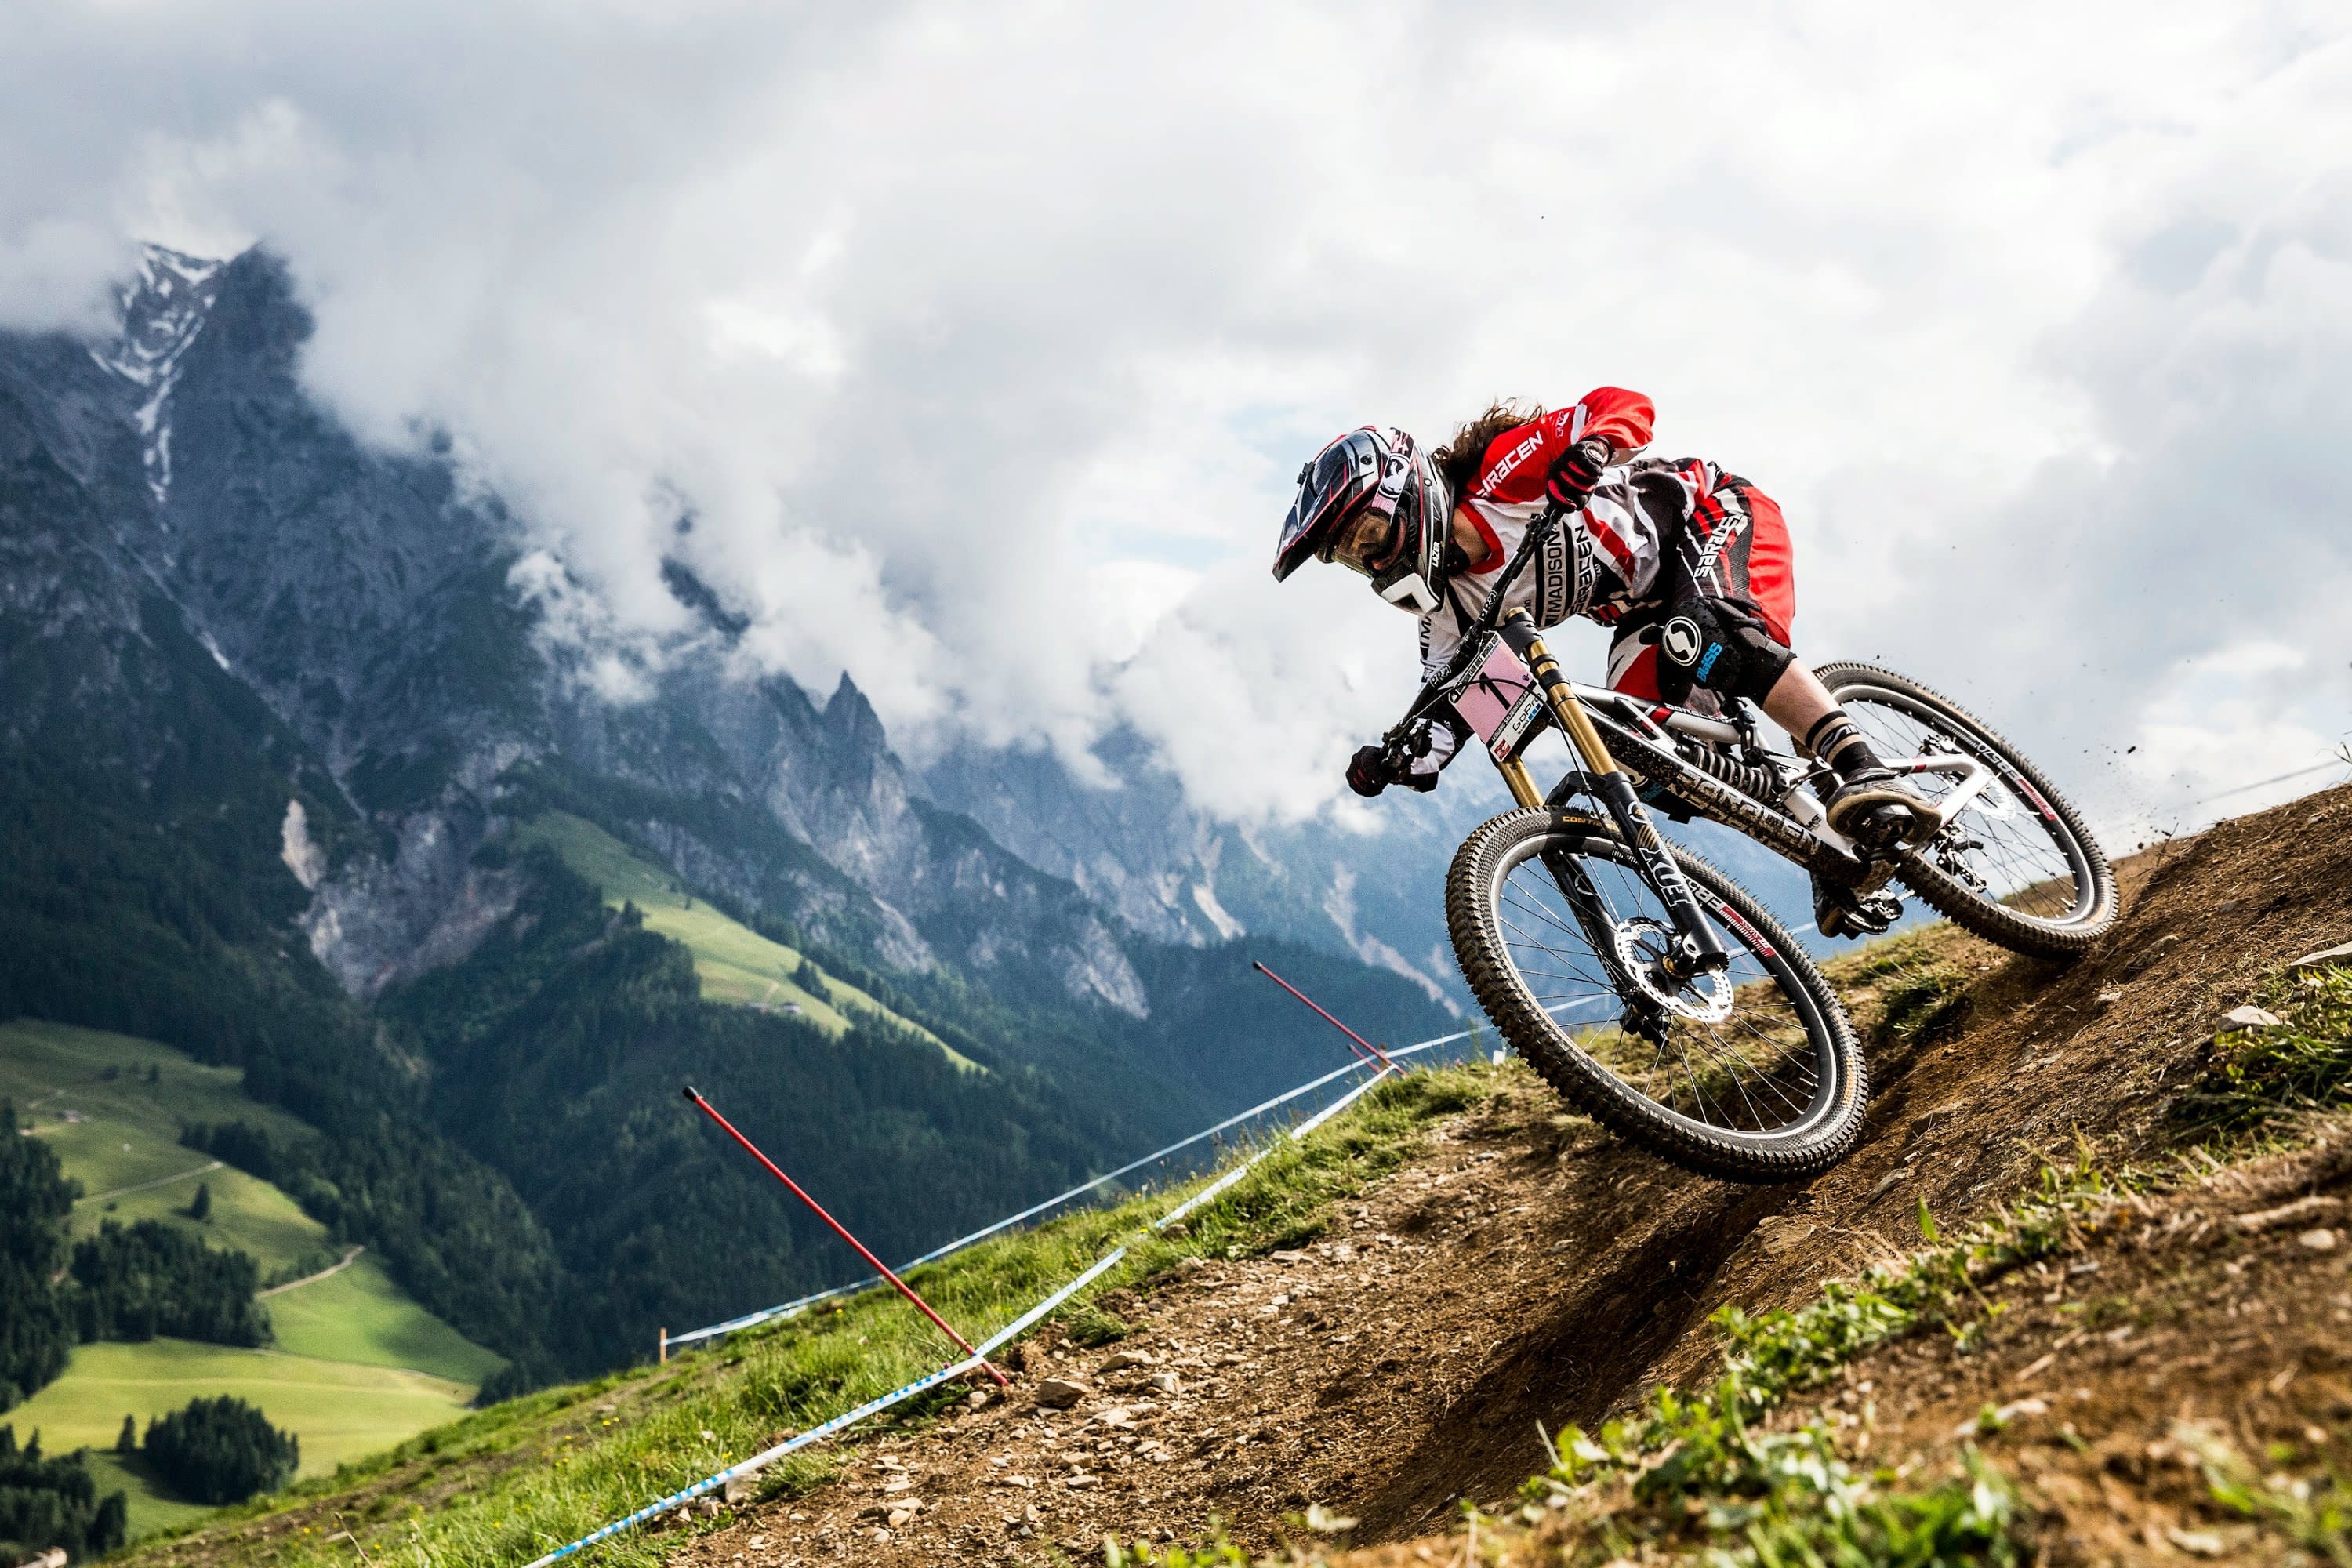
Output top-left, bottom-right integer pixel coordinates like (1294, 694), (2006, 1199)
(1822, 765), (1937, 847)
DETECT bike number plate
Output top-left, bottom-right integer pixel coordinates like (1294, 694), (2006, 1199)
(1452, 641), (1545, 760)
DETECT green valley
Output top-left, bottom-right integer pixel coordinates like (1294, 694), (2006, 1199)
(5, 1340), (477, 1537)
(512, 811), (978, 1070)
(4, 1021), (325, 1276)
(2, 1020), (504, 1540)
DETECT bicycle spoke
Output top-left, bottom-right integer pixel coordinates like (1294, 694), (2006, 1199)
(1845, 690), (2086, 923)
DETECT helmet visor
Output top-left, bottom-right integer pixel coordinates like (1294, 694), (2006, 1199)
(1321, 504), (1399, 577)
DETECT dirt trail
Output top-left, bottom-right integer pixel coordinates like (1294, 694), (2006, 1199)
(670, 784), (2352, 1566)
(256, 1243), (365, 1298)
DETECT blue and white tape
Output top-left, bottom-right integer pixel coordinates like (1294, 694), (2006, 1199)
(519, 1054), (1414, 1566)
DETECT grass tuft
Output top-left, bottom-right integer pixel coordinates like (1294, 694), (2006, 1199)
(2174, 1419), (2352, 1563)
(2174, 964), (2352, 1142)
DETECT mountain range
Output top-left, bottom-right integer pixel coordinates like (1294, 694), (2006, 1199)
(0, 245), (1475, 1383)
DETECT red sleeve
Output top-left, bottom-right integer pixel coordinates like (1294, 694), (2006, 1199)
(1547, 387), (1653, 456)
(1465, 388), (1658, 504)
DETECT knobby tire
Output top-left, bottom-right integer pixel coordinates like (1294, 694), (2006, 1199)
(1446, 808), (1867, 1181)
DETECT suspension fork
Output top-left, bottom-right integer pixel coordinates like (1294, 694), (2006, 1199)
(1489, 739), (1632, 983)
(1497, 611), (1729, 978)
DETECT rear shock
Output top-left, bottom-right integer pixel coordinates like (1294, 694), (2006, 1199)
(1673, 733), (1780, 804)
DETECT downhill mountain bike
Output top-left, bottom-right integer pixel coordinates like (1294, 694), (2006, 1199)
(1381, 510), (2117, 1181)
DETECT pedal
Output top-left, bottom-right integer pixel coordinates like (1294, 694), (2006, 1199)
(1815, 887), (1902, 940)
(1849, 800), (1923, 851)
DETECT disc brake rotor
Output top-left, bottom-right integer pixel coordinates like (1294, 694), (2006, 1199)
(1612, 916), (1733, 1024)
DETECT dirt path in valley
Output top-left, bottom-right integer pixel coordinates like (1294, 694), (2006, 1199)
(256, 1243), (365, 1298)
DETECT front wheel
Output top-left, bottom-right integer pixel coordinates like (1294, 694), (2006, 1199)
(1447, 808), (1866, 1181)
(1814, 662), (2119, 959)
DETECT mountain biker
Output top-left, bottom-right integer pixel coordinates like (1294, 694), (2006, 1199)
(1272, 389), (1932, 939)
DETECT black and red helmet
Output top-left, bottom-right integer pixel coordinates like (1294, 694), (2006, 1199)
(1272, 426), (1451, 615)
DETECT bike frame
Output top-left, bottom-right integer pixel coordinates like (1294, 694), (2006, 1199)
(1383, 504), (2009, 976)
(1450, 633), (2001, 891)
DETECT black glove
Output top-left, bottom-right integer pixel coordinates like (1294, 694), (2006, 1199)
(1347, 744), (1437, 797)
(1544, 437), (1610, 510)
(1651, 594), (1784, 705)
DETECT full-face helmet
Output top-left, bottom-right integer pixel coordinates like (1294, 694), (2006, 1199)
(1272, 426), (1451, 615)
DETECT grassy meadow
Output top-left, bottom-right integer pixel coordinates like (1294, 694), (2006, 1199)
(3, 1019), (327, 1268)
(266, 1252), (506, 1385)
(5, 1337), (477, 1471)
(2, 1018), (506, 1538)
(514, 811), (977, 1069)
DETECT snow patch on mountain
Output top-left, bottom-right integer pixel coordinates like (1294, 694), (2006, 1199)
(88, 245), (227, 508)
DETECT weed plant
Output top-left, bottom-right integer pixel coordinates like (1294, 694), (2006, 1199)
(2173, 1419), (2352, 1566)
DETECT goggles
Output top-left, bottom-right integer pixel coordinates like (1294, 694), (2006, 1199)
(1321, 500), (1402, 577)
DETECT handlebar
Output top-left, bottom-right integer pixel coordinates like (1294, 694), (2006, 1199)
(1375, 503), (1570, 763)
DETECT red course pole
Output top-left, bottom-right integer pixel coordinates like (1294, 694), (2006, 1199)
(1250, 961), (1397, 1073)
(683, 1087), (1011, 1387)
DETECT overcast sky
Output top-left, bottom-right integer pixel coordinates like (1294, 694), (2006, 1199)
(3, 1), (2346, 839)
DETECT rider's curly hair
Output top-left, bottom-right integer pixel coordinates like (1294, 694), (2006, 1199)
(1432, 400), (1542, 495)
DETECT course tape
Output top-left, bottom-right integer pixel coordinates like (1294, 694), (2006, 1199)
(669, 1029), (1475, 1349)
(519, 1061), (1406, 1566)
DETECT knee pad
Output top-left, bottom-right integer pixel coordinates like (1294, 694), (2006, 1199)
(1703, 612), (1791, 702)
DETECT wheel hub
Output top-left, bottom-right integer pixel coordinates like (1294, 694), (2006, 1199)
(1612, 916), (1733, 1024)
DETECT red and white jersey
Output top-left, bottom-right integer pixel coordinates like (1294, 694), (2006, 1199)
(1417, 387), (1664, 684)
(1408, 388), (1780, 781)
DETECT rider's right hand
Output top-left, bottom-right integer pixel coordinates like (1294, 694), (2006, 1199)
(1347, 744), (1394, 797)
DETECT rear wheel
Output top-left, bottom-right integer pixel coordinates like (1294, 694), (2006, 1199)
(1816, 662), (2118, 958)
(1446, 808), (1866, 1181)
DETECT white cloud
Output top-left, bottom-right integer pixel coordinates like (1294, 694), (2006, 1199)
(0, 1), (2346, 833)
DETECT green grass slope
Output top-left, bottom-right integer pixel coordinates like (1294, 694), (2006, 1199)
(265, 1252), (505, 1385)
(103, 1062), (1498, 1567)
(513, 811), (977, 1069)
(2, 1019), (328, 1263)
(3, 1019), (332, 1276)
(3, 1018), (508, 1537)
(5, 1340), (476, 1526)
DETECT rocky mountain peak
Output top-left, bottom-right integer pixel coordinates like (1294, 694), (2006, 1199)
(87, 244), (231, 506)
(822, 672), (887, 753)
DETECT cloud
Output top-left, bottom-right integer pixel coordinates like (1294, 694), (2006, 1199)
(1828, 30), (2352, 837)
(0, 2), (2345, 832)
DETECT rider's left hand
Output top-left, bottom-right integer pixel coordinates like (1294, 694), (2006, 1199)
(1346, 745), (1395, 797)
(1348, 744), (1436, 797)
(1544, 437), (1611, 510)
